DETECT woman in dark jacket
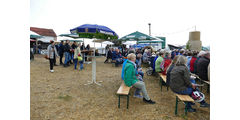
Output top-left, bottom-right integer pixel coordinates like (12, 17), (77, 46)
(169, 55), (209, 112)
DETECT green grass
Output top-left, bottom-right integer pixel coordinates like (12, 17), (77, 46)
(57, 95), (72, 101)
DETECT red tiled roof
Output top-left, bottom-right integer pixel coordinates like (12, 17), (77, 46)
(30, 27), (57, 37)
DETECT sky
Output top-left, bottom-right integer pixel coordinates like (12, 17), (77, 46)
(30, 0), (216, 47)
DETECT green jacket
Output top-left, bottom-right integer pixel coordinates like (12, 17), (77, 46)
(155, 56), (163, 72)
(123, 60), (138, 87)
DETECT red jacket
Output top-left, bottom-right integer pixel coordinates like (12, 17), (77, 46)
(162, 58), (172, 75)
(190, 57), (197, 72)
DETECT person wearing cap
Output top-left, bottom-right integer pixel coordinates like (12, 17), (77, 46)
(58, 41), (64, 65)
(47, 40), (58, 72)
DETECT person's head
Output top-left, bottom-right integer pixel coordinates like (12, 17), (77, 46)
(165, 51), (171, 58)
(175, 55), (187, 66)
(60, 41), (63, 44)
(172, 55), (180, 65)
(50, 40), (54, 45)
(197, 51), (206, 57)
(144, 49), (148, 53)
(127, 53), (136, 62)
(159, 51), (165, 57)
(180, 49), (185, 54)
(187, 51), (193, 56)
(66, 40), (69, 44)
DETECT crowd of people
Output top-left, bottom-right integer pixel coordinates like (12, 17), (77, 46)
(46, 40), (92, 73)
(119, 47), (210, 112)
(45, 41), (210, 112)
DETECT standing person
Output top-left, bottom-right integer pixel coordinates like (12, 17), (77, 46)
(124, 53), (156, 104)
(47, 41), (58, 72)
(197, 52), (210, 81)
(71, 41), (77, 64)
(104, 48), (113, 63)
(86, 44), (90, 50)
(169, 56), (209, 112)
(38, 44), (42, 54)
(73, 43), (83, 70)
(64, 40), (71, 67)
(80, 43), (85, 50)
(58, 41), (64, 65)
(33, 43), (36, 54)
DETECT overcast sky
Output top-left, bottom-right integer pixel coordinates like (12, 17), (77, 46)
(30, 0), (219, 46)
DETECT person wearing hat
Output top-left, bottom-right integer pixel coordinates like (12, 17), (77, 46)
(47, 40), (59, 72)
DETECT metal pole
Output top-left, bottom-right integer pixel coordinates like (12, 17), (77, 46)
(148, 23), (151, 36)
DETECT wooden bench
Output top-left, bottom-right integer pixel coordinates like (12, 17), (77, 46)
(117, 82), (131, 109)
(111, 60), (116, 67)
(175, 94), (194, 115)
(158, 73), (169, 91)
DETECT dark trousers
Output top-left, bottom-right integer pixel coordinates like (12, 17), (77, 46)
(49, 58), (54, 70)
(104, 57), (111, 63)
(59, 53), (63, 64)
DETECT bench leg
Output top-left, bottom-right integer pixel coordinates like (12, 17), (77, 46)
(175, 96), (178, 115)
(184, 103), (188, 115)
(207, 84), (210, 93)
(127, 95), (129, 109)
(160, 77), (163, 92)
(118, 95), (120, 108)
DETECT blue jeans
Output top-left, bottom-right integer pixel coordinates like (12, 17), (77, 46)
(64, 52), (70, 64)
(175, 79), (200, 108)
(74, 58), (83, 70)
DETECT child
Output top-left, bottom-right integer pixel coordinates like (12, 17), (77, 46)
(78, 53), (84, 70)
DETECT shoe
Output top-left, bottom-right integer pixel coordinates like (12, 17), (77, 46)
(200, 103), (210, 108)
(143, 98), (156, 104)
(187, 108), (196, 112)
(134, 94), (143, 98)
(50, 70), (54, 73)
(54, 64), (58, 66)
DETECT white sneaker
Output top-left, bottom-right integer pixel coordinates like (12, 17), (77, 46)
(50, 70), (54, 73)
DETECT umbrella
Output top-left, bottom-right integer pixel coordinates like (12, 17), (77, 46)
(123, 41), (136, 45)
(70, 24), (118, 40)
(119, 31), (156, 41)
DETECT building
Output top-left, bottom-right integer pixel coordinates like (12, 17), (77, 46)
(30, 27), (57, 49)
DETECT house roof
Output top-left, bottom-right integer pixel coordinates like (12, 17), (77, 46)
(30, 27), (57, 37)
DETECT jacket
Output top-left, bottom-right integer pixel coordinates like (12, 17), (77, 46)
(58, 43), (64, 54)
(197, 56), (210, 81)
(74, 47), (81, 59)
(124, 60), (138, 87)
(155, 56), (164, 72)
(190, 57), (197, 73)
(170, 65), (192, 93)
(64, 43), (71, 53)
(47, 44), (58, 59)
(162, 58), (172, 75)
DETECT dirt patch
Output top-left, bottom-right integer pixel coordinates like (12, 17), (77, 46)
(31, 54), (210, 120)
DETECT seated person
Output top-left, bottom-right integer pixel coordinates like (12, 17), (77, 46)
(112, 49), (123, 67)
(142, 49), (150, 63)
(123, 53), (156, 104)
(155, 51), (165, 73)
(169, 55), (210, 112)
(161, 51), (172, 75)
